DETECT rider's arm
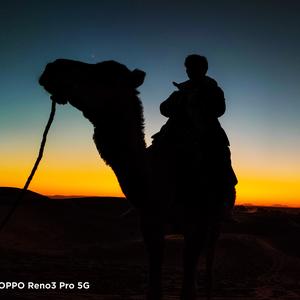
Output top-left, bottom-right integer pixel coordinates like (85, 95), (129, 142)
(160, 91), (183, 117)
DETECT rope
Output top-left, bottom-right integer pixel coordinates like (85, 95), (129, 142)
(0, 100), (56, 233)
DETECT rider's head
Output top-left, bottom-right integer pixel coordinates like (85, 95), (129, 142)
(184, 54), (208, 81)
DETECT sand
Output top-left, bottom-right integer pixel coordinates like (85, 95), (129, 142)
(0, 187), (299, 299)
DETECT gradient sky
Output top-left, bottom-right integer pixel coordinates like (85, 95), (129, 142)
(1, 0), (300, 207)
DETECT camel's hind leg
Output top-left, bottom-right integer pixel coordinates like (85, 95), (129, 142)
(181, 222), (208, 300)
(205, 222), (221, 300)
(140, 213), (164, 300)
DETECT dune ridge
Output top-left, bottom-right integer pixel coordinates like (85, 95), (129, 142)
(0, 187), (299, 299)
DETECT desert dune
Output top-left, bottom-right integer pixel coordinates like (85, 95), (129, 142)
(0, 187), (299, 299)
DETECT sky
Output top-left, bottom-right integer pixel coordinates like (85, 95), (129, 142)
(1, 0), (300, 207)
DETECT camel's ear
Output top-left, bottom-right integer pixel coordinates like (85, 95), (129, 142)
(132, 69), (145, 88)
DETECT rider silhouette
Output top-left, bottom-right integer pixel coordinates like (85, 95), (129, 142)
(153, 54), (237, 214)
(160, 54), (229, 147)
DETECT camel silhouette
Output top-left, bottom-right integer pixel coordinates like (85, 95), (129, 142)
(39, 59), (237, 300)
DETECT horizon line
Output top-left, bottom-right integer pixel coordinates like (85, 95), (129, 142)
(1, 187), (299, 208)
(46, 194), (300, 208)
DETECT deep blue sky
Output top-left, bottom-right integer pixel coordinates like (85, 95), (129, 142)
(1, 0), (300, 204)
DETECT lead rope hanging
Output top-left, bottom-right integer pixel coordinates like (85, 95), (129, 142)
(0, 100), (56, 233)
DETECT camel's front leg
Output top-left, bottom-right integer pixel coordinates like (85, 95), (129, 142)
(140, 211), (164, 300)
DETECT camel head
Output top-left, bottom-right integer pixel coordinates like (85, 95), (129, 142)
(39, 59), (146, 107)
(39, 58), (147, 166)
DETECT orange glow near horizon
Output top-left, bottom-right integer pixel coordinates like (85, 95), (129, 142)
(2, 162), (123, 198)
(1, 135), (299, 207)
(235, 175), (300, 208)
(2, 163), (300, 207)
(1, 138), (124, 197)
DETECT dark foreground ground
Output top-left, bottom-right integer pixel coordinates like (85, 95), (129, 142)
(0, 187), (299, 299)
